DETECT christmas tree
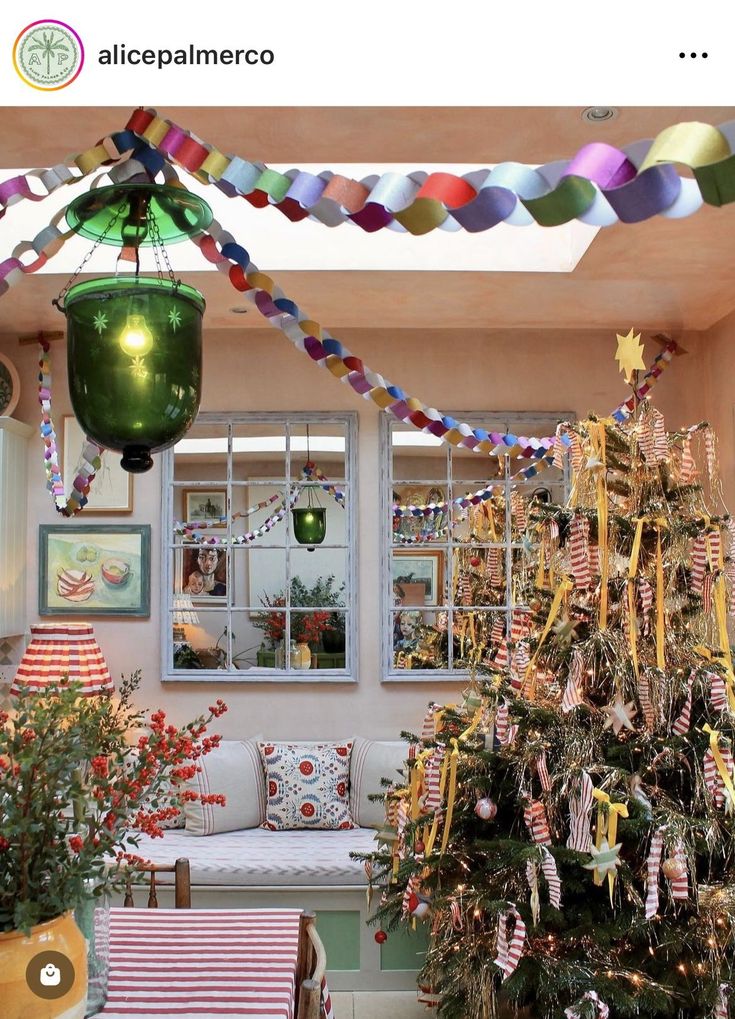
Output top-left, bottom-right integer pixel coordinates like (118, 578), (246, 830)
(364, 353), (735, 1019)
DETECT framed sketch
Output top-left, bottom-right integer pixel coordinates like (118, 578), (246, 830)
(392, 549), (444, 606)
(39, 525), (150, 616)
(183, 488), (227, 524)
(63, 416), (133, 513)
(175, 546), (228, 603)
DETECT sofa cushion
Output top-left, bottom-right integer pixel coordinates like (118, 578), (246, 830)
(350, 738), (407, 829)
(258, 741), (354, 830)
(184, 739), (265, 836)
(128, 827), (376, 886)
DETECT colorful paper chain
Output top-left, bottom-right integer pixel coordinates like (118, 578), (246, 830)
(38, 339), (105, 515)
(121, 109), (735, 232)
(174, 464), (345, 546)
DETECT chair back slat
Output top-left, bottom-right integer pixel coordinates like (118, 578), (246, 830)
(123, 857), (191, 909)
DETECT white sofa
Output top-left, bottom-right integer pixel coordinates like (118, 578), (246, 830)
(124, 738), (425, 991)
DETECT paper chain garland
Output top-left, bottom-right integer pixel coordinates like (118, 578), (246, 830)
(174, 464), (345, 546)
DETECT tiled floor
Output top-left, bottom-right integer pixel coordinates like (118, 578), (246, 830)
(331, 991), (427, 1019)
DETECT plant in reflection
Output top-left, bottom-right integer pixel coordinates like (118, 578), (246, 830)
(254, 574), (345, 650)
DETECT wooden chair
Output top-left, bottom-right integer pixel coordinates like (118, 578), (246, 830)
(295, 911), (327, 1019)
(123, 857), (191, 909)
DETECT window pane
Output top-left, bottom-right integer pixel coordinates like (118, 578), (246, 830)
(173, 421), (228, 483)
(290, 483), (348, 549)
(291, 550), (348, 607)
(391, 424), (446, 482)
(451, 449), (504, 483)
(392, 549), (447, 609)
(392, 609), (448, 671)
(228, 609), (271, 673)
(173, 546), (228, 601)
(171, 608), (228, 671)
(232, 422), (286, 480)
(392, 484), (449, 545)
(451, 486), (505, 544)
(232, 547), (287, 610)
(452, 547), (506, 606)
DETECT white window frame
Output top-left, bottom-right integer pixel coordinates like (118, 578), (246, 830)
(161, 411), (358, 683)
(380, 411), (572, 682)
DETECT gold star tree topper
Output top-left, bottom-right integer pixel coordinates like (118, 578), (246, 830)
(615, 328), (646, 383)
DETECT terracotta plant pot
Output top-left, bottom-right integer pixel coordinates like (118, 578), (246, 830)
(0, 911), (88, 1019)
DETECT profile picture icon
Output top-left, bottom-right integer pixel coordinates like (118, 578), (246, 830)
(13, 20), (84, 91)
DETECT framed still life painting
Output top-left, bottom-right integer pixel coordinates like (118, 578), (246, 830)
(39, 525), (151, 616)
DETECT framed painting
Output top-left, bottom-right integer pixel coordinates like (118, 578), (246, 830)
(175, 545), (228, 603)
(183, 489), (227, 524)
(63, 416), (133, 513)
(392, 549), (444, 606)
(39, 525), (150, 616)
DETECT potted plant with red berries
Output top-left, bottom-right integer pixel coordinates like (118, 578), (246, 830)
(0, 670), (227, 1019)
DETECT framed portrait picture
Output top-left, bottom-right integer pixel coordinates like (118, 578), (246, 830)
(39, 525), (150, 616)
(63, 416), (133, 513)
(176, 545), (228, 603)
(183, 488), (227, 524)
(392, 549), (444, 606)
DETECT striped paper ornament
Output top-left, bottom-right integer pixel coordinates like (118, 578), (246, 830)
(715, 984), (729, 1019)
(637, 415), (657, 464)
(680, 437), (697, 484)
(511, 490), (527, 533)
(488, 547), (504, 587)
(505, 723), (519, 746)
(568, 433), (585, 474)
(726, 518), (735, 618)
(494, 610), (530, 669)
(402, 873), (420, 916)
(669, 842), (689, 901)
(639, 671), (656, 732)
(456, 571), (472, 606)
(567, 771), (594, 853)
(422, 748), (446, 813)
(561, 650), (585, 713)
(570, 515), (592, 590)
(494, 702), (509, 745)
(710, 672), (728, 713)
(540, 846), (562, 909)
(536, 751), (552, 793)
(494, 906), (526, 980)
(490, 613), (506, 648)
(704, 746), (734, 809)
(524, 799), (552, 846)
(703, 571), (715, 615)
(645, 827), (666, 919)
(450, 898), (464, 931)
(691, 535), (708, 595)
(421, 704), (439, 742)
(652, 409), (669, 462)
(705, 427), (717, 484)
(552, 427), (569, 470)
(639, 578), (654, 636)
(510, 641), (530, 692)
(672, 672), (694, 735)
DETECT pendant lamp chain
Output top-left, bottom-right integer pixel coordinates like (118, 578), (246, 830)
(54, 205), (124, 310)
(147, 203), (179, 291)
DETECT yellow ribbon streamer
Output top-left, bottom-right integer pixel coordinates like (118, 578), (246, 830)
(590, 423), (609, 629)
(703, 724), (735, 812)
(592, 789), (629, 903)
(437, 707), (485, 857)
(524, 578), (573, 698)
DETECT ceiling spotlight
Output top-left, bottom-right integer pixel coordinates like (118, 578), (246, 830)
(581, 107), (619, 124)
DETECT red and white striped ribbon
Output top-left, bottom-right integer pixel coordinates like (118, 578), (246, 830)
(570, 515), (592, 590)
(506, 723), (519, 746)
(703, 571), (715, 615)
(536, 751), (552, 793)
(456, 571), (472, 606)
(639, 671), (656, 732)
(704, 746), (734, 809)
(524, 799), (552, 846)
(510, 641), (530, 691)
(402, 873), (420, 916)
(710, 672), (728, 713)
(691, 534), (708, 595)
(422, 747), (446, 813)
(420, 704), (439, 742)
(490, 613), (506, 648)
(639, 578), (654, 635)
(672, 672), (694, 735)
(670, 842), (689, 901)
(715, 983), (729, 1019)
(488, 547), (503, 587)
(553, 426), (569, 470)
(680, 437), (697, 483)
(494, 701), (509, 746)
(705, 427), (717, 483)
(637, 415), (656, 464)
(494, 906), (526, 980)
(568, 433), (585, 474)
(540, 846), (562, 909)
(562, 650), (585, 713)
(709, 528), (723, 570)
(652, 409), (669, 462)
(494, 611), (530, 669)
(567, 771), (594, 853)
(645, 826), (666, 919)
(726, 519), (735, 618)
(511, 490), (527, 533)
(565, 991), (610, 1019)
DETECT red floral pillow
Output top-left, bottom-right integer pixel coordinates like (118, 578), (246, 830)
(257, 742), (355, 830)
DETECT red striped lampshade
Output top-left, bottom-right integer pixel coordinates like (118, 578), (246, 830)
(11, 622), (113, 696)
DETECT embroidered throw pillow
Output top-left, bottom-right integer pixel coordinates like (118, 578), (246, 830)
(258, 741), (355, 830)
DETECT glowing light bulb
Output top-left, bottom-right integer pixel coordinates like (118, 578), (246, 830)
(119, 314), (154, 357)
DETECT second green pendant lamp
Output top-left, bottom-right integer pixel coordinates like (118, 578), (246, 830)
(59, 183), (211, 473)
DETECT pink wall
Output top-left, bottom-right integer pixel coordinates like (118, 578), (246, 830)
(0, 325), (710, 738)
(701, 310), (735, 508)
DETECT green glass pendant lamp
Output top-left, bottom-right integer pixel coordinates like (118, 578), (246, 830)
(59, 183), (211, 473)
(292, 426), (327, 550)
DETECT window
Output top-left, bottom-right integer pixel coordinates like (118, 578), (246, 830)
(163, 412), (357, 682)
(381, 412), (571, 680)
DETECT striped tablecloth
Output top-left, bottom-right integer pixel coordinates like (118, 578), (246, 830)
(94, 907), (334, 1019)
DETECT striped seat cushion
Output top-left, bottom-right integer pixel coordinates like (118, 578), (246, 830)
(126, 826), (376, 886)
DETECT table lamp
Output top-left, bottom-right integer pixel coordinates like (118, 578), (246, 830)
(11, 622), (113, 696)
